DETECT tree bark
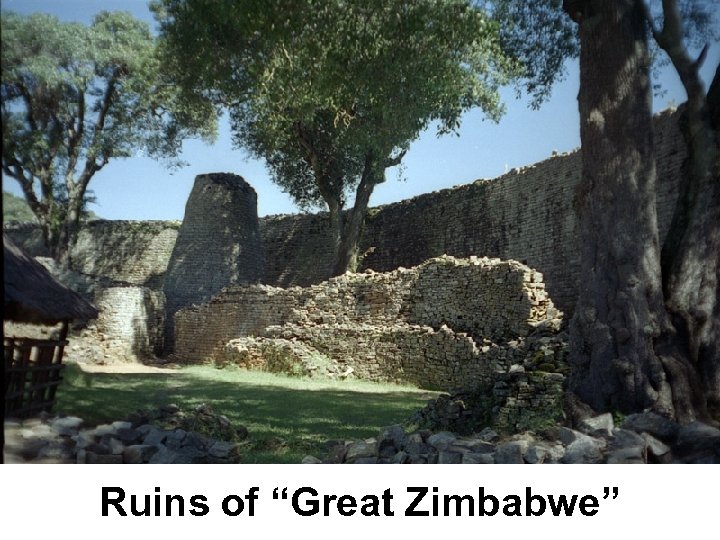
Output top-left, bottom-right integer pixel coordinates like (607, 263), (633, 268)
(645, 0), (720, 418)
(567, 0), (676, 416)
(566, 0), (720, 423)
(326, 194), (343, 269)
(55, 185), (85, 267)
(333, 155), (380, 275)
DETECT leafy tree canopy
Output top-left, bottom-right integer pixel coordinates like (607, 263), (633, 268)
(1, 10), (216, 260)
(482, 0), (579, 107)
(155, 0), (519, 209)
(155, 0), (558, 273)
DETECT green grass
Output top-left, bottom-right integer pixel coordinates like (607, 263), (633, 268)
(56, 364), (437, 463)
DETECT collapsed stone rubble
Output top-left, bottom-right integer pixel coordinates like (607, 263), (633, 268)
(3, 404), (248, 464)
(303, 412), (720, 465)
(7, 406), (718, 465)
(177, 255), (569, 433)
(178, 255), (562, 380)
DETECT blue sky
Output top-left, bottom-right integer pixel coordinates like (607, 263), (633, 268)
(2, 0), (718, 219)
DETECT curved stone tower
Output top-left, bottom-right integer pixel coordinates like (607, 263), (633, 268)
(163, 173), (264, 353)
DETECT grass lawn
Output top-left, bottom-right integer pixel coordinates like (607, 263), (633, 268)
(55, 363), (437, 463)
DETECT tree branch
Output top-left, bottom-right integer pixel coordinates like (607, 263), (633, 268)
(658, 0), (684, 49)
(78, 68), (120, 190)
(294, 120), (338, 206)
(384, 148), (407, 168)
(639, 0), (661, 39)
(707, 63), (720, 130)
(641, 0), (706, 111)
(294, 120), (320, 172)
(17, 81), (38, 132)
(693, 43), (709, 71)
(65, 89), (86, 188)
(3, 158), (44, 217)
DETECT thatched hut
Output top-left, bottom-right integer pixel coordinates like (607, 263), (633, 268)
(4, 234), (98, 418)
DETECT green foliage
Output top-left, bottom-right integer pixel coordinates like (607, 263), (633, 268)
(3, 191), (36, 222)
(1, 10), (216, 257)
(2, 190), (99, 222)
(153, 0), (517, 212)
(482, 0), (579, 108)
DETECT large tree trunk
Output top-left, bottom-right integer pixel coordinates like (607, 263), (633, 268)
(566, 0), (718, 423)
(660, 68), (720, 418)
(567, 0), (676, 416)
(54, 183), (87, 268)
(325, 194), (343, 271)
(333, 156), (381, 275)
(647, 0), (720, 418)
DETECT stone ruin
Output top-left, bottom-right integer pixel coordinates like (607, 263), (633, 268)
(3, 108), (688, 368)
(163, 173), (264, 352)
(6, 109), (720, 463)
(174, 254), (568, 432)
(26, 256), (167, 363)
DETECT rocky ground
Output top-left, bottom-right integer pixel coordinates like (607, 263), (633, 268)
(3, 404), (248, 464)
(5, 404), (719, 464)
(302, 411), (720, 464)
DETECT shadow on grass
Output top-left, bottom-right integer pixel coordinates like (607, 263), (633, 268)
(56, 364), (435, 463)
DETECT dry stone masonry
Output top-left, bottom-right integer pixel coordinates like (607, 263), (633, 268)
(94, 286), (165, 359)
(173, 254), (572, 431)
(71, 221), (181, 288)
(5, 109), (684, 320)
(27, 258), (167, 363)
(2, 109), (686, 373)
(163, 173), (265, 352)
(260, 108), (684, 314)
(3, 107), (713, 464)
(174, 255), (567, 433)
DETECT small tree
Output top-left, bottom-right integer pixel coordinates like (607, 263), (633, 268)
(1, 11), (215, 264)
(154, 0), (518, 275)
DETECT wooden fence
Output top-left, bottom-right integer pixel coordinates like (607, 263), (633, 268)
(4, 337), (68, 418)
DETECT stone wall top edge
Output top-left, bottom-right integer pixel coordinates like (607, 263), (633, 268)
(258, 148), (582, 225)
(4, 219), (182, 229)
(194, 172), (257, 193)
(201, 254), (543, 302)
(83, 219), (182, 226)
(259, 107), (678, 224)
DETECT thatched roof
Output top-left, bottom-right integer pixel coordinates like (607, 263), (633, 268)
(3, 234), (98, 323)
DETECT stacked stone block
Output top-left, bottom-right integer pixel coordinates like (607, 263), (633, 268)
(173, 284), (307, 359)
(174, 255), (563, 391)
(3, 109), (687, 363)
(94, 286), (165, 359)
(163, 173), (264, 352)
(71, 221), (180, 287)
(5, 109), (685, 319)
(258, 108), (685, 314)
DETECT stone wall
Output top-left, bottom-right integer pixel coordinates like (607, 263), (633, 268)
(163, 173), (265, 351)
(174, 256), (563, 391)
(72, 221), (181, 288)
(2, 222), (50, 256)
(94, 286), (165, 358)
(259, 108), (684, 314)
(4, 108), (686, 347)
(3, 220), (181, 287)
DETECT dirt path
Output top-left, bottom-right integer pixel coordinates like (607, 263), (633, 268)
(71, 360), (181, 374)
